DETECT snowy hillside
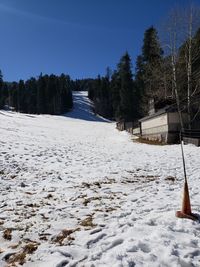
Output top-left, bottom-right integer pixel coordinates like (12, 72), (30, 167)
(0, 91), (200, 267)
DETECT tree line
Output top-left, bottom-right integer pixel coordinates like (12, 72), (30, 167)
(87, 57), (140, 122)
(0, 73), (73, 115)
(86, 6), (200, 129)
(0, 5), (200, 125)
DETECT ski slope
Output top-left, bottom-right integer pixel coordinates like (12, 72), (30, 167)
(0, 91), (200, 267)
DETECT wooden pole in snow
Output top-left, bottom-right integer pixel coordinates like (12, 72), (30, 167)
(176, 131), (198, 220)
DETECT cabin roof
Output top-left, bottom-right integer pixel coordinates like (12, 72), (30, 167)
(139, 106), (176, 122)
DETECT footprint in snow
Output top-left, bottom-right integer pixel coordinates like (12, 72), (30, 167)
(127, 245), (138, 252)
(185, 249), (200, 258)
(131, 198), (138, 203)
(108, 238), (124, 249)
(55, 260), (69, 267)
(86, 233), (107, 248)
(90, 228), (102, 235)
(145, 219), (157, 226)
(138, 241), (151, 253)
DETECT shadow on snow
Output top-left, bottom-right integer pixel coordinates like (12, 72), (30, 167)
(64, 91), (110, 123)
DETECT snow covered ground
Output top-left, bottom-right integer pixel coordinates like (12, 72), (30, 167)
(0, 91), (200, 267)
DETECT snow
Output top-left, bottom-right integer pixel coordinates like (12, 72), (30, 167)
(0, 91), (200, 267)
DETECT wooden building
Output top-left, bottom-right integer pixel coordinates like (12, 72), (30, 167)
(116, 99), (200, 145)
(139, 107), (189, 143)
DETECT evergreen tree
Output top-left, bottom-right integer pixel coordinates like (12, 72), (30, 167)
(25, 78), (38, 114)
(98, 76), (112, 118)
(3, 83), (9, 107)
(18, 80), (26, 112)
(135, 55), (146, 116)
(59, 74), (73, 113)
(117, 52), (135, 121)
(110, 70), (121, 119)
(0, 73), (73, 115)
(142, 26), (163, 63)
(137, 26), (164, 114)
(10, 82), (18, 110)
(37, 73), (46, 114)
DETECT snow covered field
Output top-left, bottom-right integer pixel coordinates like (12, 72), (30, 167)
(0, 91), (200, 267)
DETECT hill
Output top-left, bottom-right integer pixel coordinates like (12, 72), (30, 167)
(0, 92), (200, 266)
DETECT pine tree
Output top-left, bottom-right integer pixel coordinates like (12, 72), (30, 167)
(137, 26), (164, 114)
(37, 73), (46, 114)
(10, 82), (18, 110)
(59, 74), (73, 113)
(135, 55), (146, 116)
(142, 26), (163, 63)
(3, 83), (9, 107)
(110, 70), (121, 119)
(117, 52), (135, 121)
(2, 73), (73, 115)
(98, 76), (112, 118)
(18, 80), (26, 112)
(25, 78), (37, 114)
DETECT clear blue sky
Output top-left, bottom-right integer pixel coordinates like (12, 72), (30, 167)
(0, 0), (199, 82)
